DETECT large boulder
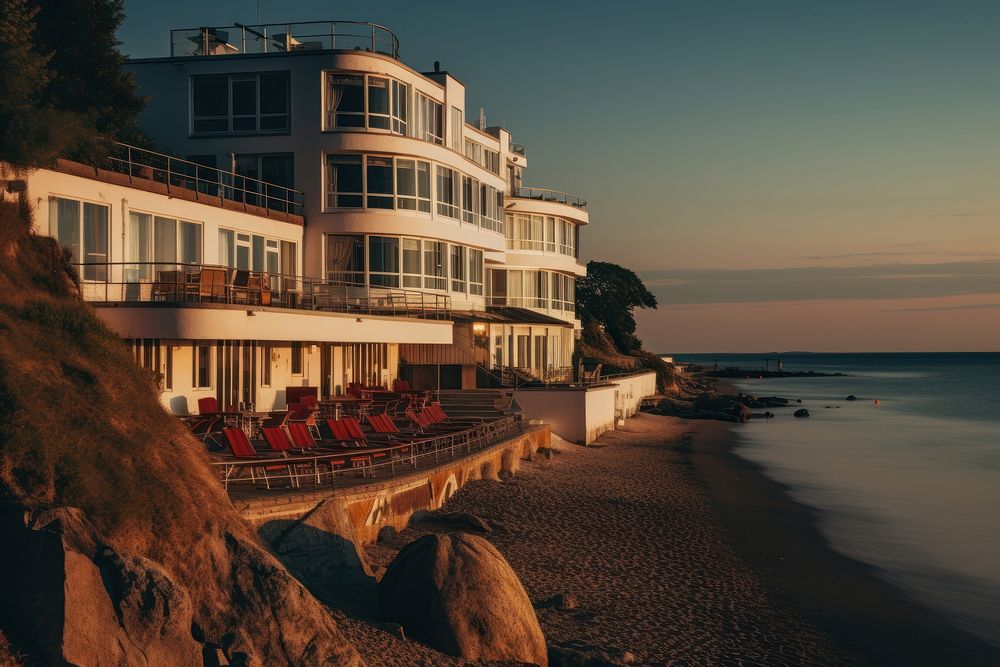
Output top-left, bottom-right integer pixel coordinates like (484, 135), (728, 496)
(261, 498), (377, 619)
(379, 532), (547, 665)
(692, 395), (752, 423)
(0, 505), (201, 666)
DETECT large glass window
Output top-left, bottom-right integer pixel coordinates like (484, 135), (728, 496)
(450, 107), (463, 151)
(125, 213), (202, 280)
(402, 238), (422, 288)
(469, 248), (484, 295)
(368, 236), (400, 287)
(367, 77), (390, 129)
(436, 166), (459, 219)
(423, 241), (447, 290)
(480, 184), (502, 232)
(450, 245), (466, 292)
(325, 74), (365, 128)
(415, 92), (443, 144)
(51, 197), (108, 281)
(194, 343), (212, 389)
(326, 154), (363, 208)
(366, 156), (394, 209)
(461, 175), (479, 226)
(395, 159), (431, 212)
(326, 235), (365, 283)
(325, 73), (407, 133)
(234, 153), (294, 210)
(192, 72), (289, 134)
(217, 229), (233, 267)
(392, 80), (408, 134)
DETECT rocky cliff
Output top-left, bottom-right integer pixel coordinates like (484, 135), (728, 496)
(0, 198), (362, 664)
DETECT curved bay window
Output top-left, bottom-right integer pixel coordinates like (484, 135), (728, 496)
(488, 269), (576, 313)
(325, 72), (408, 133)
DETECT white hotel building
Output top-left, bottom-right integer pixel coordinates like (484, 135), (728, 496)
(16, 21), (589, 413)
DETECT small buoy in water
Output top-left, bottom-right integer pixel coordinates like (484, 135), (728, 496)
(794, 408), (810, 418)
(846, 394), (857, 401)
(874, 399), (880, 406)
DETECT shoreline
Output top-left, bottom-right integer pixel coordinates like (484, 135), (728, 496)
(689, 419), (1000, 665)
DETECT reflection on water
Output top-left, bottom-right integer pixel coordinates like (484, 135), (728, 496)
(677, 353), (1000, 646)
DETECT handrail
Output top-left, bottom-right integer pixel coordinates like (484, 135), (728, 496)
(211, 416), (522, 490)
(102, 143), (305, 217)
(69, 261), (451, 320)
(170, 21), (400, 59)
(511, 187), (587, 209)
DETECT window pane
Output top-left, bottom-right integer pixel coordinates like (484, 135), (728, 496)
(327, 154), (362, 208)
(367, 156), (394, 209)
(252, 235), (265, 270)
(53, 198), (81, 262)
(402, 239), (421, 274)
(368, 77), (389, 115)
(232, 78), (257, 116)
(180, 221), (202, 264)
(396, 159), (415, 196)
(83, 203), (108, 280)
(259, 73), (288, 114)
(218, 229), (234, 267)
(154, 216), (177, 264)
(261, 154), (294, 188)
(193, 118), (228, 133)
(327, 74), (364, 127)
(193, 76), (228, 117)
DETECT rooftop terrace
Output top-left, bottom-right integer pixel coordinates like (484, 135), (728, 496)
(512, 187), (588, 209)
(170, 21), (400, 59)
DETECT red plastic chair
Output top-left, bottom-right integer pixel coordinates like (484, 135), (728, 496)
(198, 396), (220, 415)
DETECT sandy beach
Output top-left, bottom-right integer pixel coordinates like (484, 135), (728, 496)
(363, 414), (837, 664)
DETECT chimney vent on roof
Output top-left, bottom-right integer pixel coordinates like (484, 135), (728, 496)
(434, 60), (441, 73)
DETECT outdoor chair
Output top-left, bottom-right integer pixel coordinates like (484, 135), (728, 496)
(198, 396), (220, 415)
(218, 427), (302, 490)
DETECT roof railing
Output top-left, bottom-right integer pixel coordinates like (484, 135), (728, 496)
(511, 187), (587, 209)
(102, 143), (305, 217)
(510, 143), (527, 157)
(169, 21), (400, 59)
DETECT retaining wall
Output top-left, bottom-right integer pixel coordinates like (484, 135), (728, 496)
(238, 425), (550, 544)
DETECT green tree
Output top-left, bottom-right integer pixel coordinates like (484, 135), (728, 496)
(576, 261), (657, 352)
(0, 0), (146, 169)
(31, 0), (148, 158)
(0, 0), (84, 168)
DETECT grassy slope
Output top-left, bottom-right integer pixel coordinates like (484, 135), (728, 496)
(0, 198), (359, 663)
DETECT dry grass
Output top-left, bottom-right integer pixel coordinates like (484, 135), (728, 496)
(0, 198), (360, 662)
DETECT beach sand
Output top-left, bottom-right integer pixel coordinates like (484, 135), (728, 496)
(348, 411), (1000, 665)
(365, 413), (838, 665)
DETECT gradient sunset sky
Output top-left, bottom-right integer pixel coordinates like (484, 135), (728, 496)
(119, 0), (1000, 352)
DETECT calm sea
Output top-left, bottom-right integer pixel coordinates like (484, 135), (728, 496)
(675, 352), (1000, 646)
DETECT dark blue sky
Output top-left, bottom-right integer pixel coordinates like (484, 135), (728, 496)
(119, 1), (1000, 351)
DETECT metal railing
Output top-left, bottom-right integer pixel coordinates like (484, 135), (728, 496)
(170, 21), (400, 59)
(212, 415), (522, 492)
(511, 187), (587, 209)
(71, 262), (451, 320)
(102, 143), (305, 217)
(485, 295), (576, 314)
(510, 143), (527, 157)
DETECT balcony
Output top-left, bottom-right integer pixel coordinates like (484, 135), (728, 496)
(69, 143), (305, 219)
(73, 262), (451, 320)
(511, 187), (587, 209)
(170, 21), (399, 59)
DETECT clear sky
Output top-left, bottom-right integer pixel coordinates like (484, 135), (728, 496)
(118, 0), (1000, 352)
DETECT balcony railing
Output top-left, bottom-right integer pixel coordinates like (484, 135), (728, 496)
(511, 187), (587, 209)
(101, 143), (305, 217)
(486, 295), (575, 314)
(170, 21), (399, 59)
(510, 143), (527, 157)
(72, 262), (451, 320)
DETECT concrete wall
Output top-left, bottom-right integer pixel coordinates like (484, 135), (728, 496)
(607, 371), (658, 419)
(514, 371), (657, 445)
(238, 425), (550, 544)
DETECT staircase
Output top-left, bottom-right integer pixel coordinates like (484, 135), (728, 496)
(433, 388), (519, 420)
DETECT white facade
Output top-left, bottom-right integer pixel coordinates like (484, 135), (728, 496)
(14, 162), (451, 413)
(24, 20), (592, 401)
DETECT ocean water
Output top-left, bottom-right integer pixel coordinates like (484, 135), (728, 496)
(675, 353), (1000, 646)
